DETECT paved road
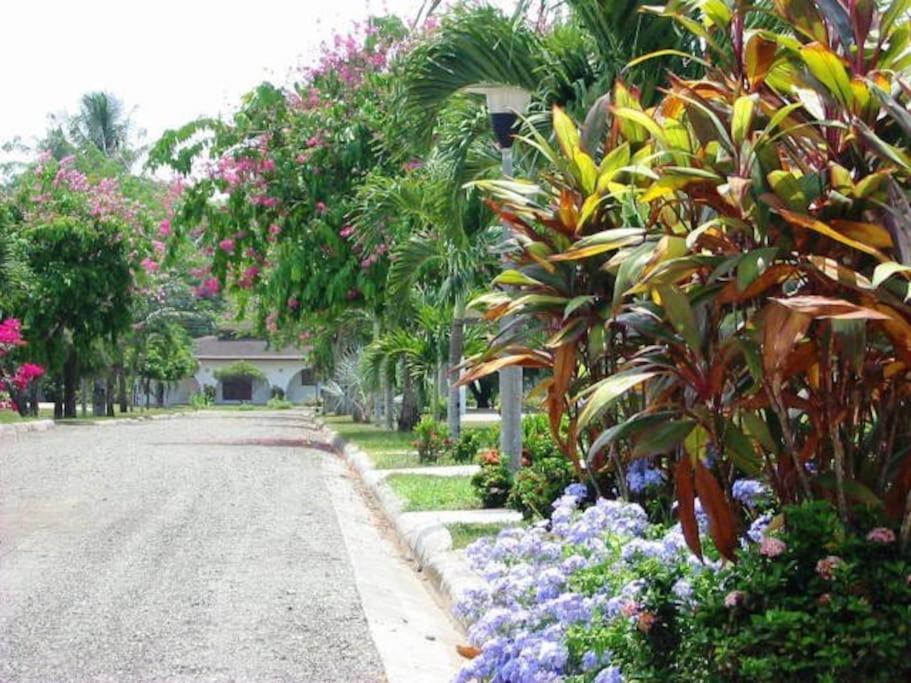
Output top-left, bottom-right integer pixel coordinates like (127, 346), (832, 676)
(0, 411), (457, 682)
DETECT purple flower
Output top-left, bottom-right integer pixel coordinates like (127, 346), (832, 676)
(594, 666), (624, 683)
(626, 459), (665, 494)
(732, 479), (768, 508)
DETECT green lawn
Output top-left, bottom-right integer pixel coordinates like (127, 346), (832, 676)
(323, 414), (497, 469)
(323, 415), (423, 469)
(447, 522), (516, 549)
(385, 474), (482, 511)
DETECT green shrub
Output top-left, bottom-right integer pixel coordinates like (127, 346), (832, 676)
(189, 391), (212, 410)
(471, 449), (512, 508)
(412, 416), (451, 464)
(676, 502), (911, 682)
(508, 414), (578, 519)
(450, 427), (496, 463)
(266, 397), (293, 409)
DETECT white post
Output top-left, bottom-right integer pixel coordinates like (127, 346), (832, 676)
(498, 146), (523, 471)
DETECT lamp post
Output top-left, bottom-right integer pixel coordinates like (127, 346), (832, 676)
(466, 85), (530, 472)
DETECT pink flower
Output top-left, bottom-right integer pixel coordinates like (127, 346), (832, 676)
(724, 590), (745, 608)
(195, 278), (221, 299)
(620, 601), (640, 618)
(158, 219), (172, 237)
(12, 363), (44, 390)
(339, 225), (355, 238)
(760, 537), (787, 558)
(816, 555), (843, 581)
(0, 319), (23, 346)
(219, 238), (236, 254)
(316, 201), (327, 215)
(152, 240), (166, 254)
(866, 527), (896, 544)
(287, 298), (300, 311)
(818, 593), (832, 606)
(269, 223), (282, 236)
(141, 258), (160, 274)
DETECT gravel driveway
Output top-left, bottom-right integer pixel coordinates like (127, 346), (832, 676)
(0, 411), (388, 682)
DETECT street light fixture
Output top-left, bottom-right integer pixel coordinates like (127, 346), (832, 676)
(466, 85), (530, 472)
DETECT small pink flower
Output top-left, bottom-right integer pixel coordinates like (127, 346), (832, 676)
(219, 238), (236, 254)
(316, 201), (327, 215)
(724, 591), (745, 608)
(760, 537), (787, 558)
(818, 593), (832, 606)
(141, 258), (160, 274)
(269, 223), (282, 236)
(158, 219), (172, 237)
(287, 298), (300, 311)
(0, 319), (24, 346)
(620, 601), (640, 618)
(866, 527), (896, 544)
(816, 555), (843, 581)
(152, 240), (166, 254)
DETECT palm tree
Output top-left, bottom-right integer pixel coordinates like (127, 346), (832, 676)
(69, 92), (131, 159)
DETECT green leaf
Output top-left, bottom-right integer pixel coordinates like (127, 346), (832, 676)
(656, 284), (702, 352)
(632, 419), (696, 458)
(553, 106), (580, 158)
(737, 248), (778, 292)
(613, 107), (666, 145)
(564, 295), (596, 318)
(800, 43), (853, 106)
(731, 95), (758, 147)
(493, 269), (545, 287)
(741, 410), (778, 454)
(577, 370), (658, 430)
(723, 422), (762, 476)
(586, 411), (677, 462)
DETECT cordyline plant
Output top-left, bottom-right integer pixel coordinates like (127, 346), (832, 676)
(463, 0), (911, 560)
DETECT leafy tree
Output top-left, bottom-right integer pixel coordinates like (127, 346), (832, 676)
(133, 323), (198, 407)
(69, 92), (132, 160)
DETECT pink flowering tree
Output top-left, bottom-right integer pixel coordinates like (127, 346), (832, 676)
(149, 17), (419, 370)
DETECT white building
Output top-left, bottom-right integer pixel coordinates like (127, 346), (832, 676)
(167, 337), (318, 405)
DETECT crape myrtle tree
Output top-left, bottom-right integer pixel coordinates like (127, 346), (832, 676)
(6, 152), (153, 417)
(149, 18), (415, 368)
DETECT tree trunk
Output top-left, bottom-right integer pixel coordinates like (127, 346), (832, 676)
(447, 314), (464, 439)
(383, 362), (394, 430)
(80, 376), (87, 417)
(372, 320), (383, 425)
(398, 366), (420, 432)
(63, 351), (78, 419)
(430, 363), (441, 421)
(106, 372), (115, 417)
(144, 379), (151, 410)
(155, 381), (165, 408)
(118, 367), (128, 413)
(92, 379), (106, 417)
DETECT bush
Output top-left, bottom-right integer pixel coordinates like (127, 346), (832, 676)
(508, 415), (578, 519)
(450, 427), (497, 463)
(270, 385), (285, 399)
(412, 416), (451, 464)
(470, 449), (512, 508)
(266, 397), (293, 409)
(189, 392), (212, 410)
(676, 503), (911, 682)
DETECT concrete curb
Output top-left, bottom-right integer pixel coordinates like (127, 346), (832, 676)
(0, 419), (56, 441)
(323, 424), (520, 629)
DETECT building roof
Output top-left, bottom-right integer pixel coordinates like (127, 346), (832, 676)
(194, 336), (304, 361)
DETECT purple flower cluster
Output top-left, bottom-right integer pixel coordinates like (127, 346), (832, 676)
(625, 459), (665, 494)
(453, 486), (711, 682)
(732, 479), (769, 508)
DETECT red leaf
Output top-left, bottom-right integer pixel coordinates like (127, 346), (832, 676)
(694, 461), (738, 561)
(675, 458), (703, 560)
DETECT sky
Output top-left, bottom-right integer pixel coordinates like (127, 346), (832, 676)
(0, 0), (443, 155)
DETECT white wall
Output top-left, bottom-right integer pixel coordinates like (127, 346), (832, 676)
(176, 358), (318, 405)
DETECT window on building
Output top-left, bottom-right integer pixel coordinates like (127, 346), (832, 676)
(300, 368), (315, 385)
(222, 377), (253, 401)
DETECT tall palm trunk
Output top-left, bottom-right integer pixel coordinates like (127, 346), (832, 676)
(383, 361), (394, 430)
(106, 372), (115, 417)
(117, 366), (128, 413)
(372, 320), (383, 425)
(447, 307), (465, 439)
(398, 364), (420, 432)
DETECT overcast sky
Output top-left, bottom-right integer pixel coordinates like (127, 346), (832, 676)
(0, 0), (452, 154)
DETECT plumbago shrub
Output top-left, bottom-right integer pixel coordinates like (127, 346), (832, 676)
(456, 489), (911, 682)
